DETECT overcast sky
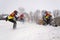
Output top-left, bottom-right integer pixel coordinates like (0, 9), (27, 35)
(0, 0), (60, 14)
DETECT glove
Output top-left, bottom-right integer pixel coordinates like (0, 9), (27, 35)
(15, 16), (18, 20)
(5, 16), (8, 21)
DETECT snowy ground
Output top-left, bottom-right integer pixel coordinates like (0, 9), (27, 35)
(0, 20), (60, 40)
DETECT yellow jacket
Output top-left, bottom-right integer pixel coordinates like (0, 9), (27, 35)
(8, 12), (15, 19)
(8, 16), (14, 19)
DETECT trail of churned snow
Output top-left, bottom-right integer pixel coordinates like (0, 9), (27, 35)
(0, 20), (60, 40)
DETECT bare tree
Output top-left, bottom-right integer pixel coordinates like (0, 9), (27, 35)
(18, 7), (25, 14)
(29, 11), (34, 22)
(33, 10), (40, 23)
(53, 10), (60, 18)
(52, 10), (60, 26)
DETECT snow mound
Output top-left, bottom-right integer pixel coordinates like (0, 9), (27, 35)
(0, 20), (60, 40)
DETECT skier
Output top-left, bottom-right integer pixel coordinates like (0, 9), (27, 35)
(18, 13), (24, 22)
(6, 10), (18, 29)
(43, 11), (52, 25)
